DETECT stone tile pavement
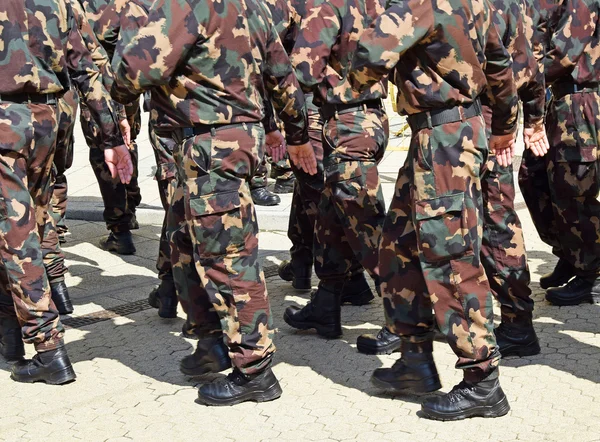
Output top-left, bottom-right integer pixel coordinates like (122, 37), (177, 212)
(0, 101), (598, 441)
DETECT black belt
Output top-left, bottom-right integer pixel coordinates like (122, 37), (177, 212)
(551, 81), (600, 100)
(407, 99), (482, 130)
(0, 93), (57, 105)
(320, 99), (383, 121)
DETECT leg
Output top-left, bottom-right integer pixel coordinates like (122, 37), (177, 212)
(249, 155), (280, 206)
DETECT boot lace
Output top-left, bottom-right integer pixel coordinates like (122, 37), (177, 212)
(447, 381), (475, 403)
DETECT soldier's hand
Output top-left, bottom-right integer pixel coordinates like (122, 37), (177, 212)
(523, 124), (549, 157)
(119, 119), (131, 147)
(288, 142), (318, 175)
(105, 144), (134, 184)
(490, 133), (515, 168)
(265, 130), (286, 162)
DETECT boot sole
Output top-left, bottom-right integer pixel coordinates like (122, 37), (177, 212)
(195, 383), (282, 406)
(371, 374), (441, 395)
(100, 241), (136, 256)
(421, 396), (511, 421)
(357, 340), (401, 355)
(545, 293), (596, 306)
(11, 366), (77, 385)
(341, 291), (375, 306)
(283, 312), (342, 339)
(500, 341), (541, 358)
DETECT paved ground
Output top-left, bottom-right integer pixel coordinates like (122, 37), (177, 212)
(0, 103), (599, 441)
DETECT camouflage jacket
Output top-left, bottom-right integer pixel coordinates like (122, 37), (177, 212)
(265, 0), (302, 54)
(543, 0), (600, 85)
(486, 0), (545, 128)
(290, 0), (387, 106)
(68, 0), (127, 121)
(111, 0), (308, 145)
(349, 0), (518, 136)
(0, 0), (122, 149)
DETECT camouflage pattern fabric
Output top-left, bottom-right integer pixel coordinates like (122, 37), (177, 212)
(352, 0), (518, 381)
(149, 126), (177, 281)
(287, 95), (325, 269)
(545, 91), (600, 276)
(169, 123), (275, 373)
(42, 90), (79, 282)
(0, 0), (126, 351)
(520, 0), (600, 276)
(112, 0), (311, 373)
(76, 0), (142, 233)
(291, 0), (388, 284)
(315, 108), (388, 282)
(478, 0), (547, 324)
(51, 88), (79, 235)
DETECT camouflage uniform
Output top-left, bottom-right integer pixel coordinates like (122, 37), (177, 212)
(112, 0), (308, 375)
(521, 0), (600, 280)
(479, 0), (546, 325)
(350, 0), (518, 381)
(0, 0), (123, 352)
(290, 0), (388, 289)
(42, 0), (128, 284)
(50, 88), (78, 238)
(79, 0), (141, 234)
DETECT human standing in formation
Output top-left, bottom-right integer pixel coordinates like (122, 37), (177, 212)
(0, 0), (598, 422)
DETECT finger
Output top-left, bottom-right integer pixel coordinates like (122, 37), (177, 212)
(106, 161), (118, 179)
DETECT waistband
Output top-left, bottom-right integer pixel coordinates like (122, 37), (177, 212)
(407, 99), (482, 131)
(320, 99), (383, 121)
(551, 81), (600, 100)
(0, 93), (57, 105)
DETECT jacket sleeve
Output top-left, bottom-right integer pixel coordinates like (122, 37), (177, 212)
(111, 0), (199, 104)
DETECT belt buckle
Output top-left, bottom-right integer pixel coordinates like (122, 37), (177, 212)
(426, 112), (432, 129)
(182, 127), (195, 139)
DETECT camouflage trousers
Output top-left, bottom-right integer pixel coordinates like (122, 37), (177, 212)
(287, 98), (325, 269)
(520, 91), (600, 276)
(81, 99), (141, 233)
(168, 122), (275, 375)
(314, 106), (388, 283)
(480, 106), (533, 324)
(381, 114), (499, 382)
(249, 155), (294, 190)
(148, 122), (177, 281)
(0, 102), (64, 351)
(42, 90), (78, 282)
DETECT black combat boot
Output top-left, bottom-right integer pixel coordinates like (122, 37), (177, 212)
(148, 278), (178, 318)
(371, 339), (441, 394)
(0, 317), (25, 361)
(283, 283), (342, 338)
(494, 321), (540, 357)
(99, 230), (136, 255)
(180, 336), (232, 376)
(278, 260), (312, 291)
(11, 345), (76, 385)
(357, 326), (401, 355)
(421, 370), (510, 421)
(274, 176), (296, 194)
(539, 259), (576, 289)
(251, 187), (280, 206)
(341, 273), (374, 306)
(545, 276), (600, 306)
(196, 367), (282, 406)
(50, 280), (74, 315)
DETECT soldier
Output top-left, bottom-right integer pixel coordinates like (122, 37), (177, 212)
(348, 0), (519, 420)
(520, 0), (600, 306)
(76, 0), (142, 256)
(39, 0), (133, 316)
(112, 0), (316, 405)
(0, 0), (133, 383)
(356, 0), (548, 358)
(283, 0), (389, 339)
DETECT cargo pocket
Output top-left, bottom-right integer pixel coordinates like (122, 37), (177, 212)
(553, 146), (599, 198)
(189, 190), (246, 258)
(415, 193), (474, 263)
